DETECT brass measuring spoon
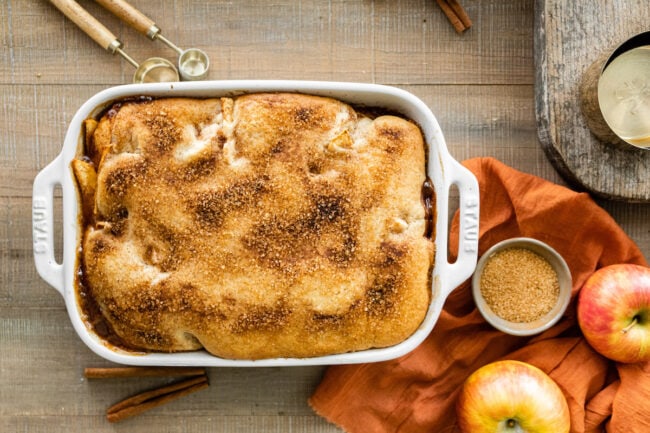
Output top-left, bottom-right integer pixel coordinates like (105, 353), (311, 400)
(95, 0), (210, 81)
(49, 0), (180, 83)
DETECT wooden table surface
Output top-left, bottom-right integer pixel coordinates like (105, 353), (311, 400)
(2, 1), (648, 431)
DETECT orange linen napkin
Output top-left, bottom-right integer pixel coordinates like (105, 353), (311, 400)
(309, 157), (649, 433)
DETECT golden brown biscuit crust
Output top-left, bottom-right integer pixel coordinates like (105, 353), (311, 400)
(77, 93), (434, 359)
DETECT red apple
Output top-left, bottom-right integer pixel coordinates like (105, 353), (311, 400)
(577, 263), (650, 363)
(456, 360), (570, 433)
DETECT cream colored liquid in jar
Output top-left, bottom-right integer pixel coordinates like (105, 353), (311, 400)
(598, 46), (650, 148)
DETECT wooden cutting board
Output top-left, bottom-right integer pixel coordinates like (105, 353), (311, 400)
(534, 0), (650, 202)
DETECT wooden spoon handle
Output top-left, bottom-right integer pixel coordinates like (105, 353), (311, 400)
(95, 0), (158, 38)
(49, 0), (120, 52)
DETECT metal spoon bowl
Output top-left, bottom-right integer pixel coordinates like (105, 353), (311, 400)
(177, 48), (210, 81)
(133, 57), (180, 83)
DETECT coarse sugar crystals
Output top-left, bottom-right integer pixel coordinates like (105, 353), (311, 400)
(479, 247), (560, 323)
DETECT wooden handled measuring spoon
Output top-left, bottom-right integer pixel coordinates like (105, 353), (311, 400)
(95, 0), (210, 80)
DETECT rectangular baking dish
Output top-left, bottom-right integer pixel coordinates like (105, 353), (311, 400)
(32, 80), (479, 366)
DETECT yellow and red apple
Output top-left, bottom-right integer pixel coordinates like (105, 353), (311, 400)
(456, 360), (570, 433)
(577, 263), (650, 363)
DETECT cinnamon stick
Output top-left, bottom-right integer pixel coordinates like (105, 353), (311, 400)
(436, 0), (472, 33)
(106, 375), (209, 423)
(446, 0), (472, 29)
(84, 367), (206, 379)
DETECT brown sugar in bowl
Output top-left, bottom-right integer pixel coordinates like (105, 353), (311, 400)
(471, 238), (572, 336)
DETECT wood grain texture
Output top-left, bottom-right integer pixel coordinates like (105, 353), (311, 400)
(1, 0), (534, 85)
(2, 0), (649, 431)
(535, 0), (650, 201)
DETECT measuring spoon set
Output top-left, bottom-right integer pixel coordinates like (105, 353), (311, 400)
(49, 0), (210, 83)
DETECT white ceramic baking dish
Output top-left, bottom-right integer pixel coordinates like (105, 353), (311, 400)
(33, 80), (479, 366)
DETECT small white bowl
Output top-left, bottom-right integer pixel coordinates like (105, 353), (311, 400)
(472, 237), (572, 336)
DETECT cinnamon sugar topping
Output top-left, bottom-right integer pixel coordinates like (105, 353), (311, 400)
(73, 93), (434, 359)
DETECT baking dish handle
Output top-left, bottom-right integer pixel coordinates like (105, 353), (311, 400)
(443, 159), (479, 297)
(33, 155), (65, 296)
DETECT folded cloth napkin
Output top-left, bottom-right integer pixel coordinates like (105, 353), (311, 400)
(309, 157), (649, 433)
